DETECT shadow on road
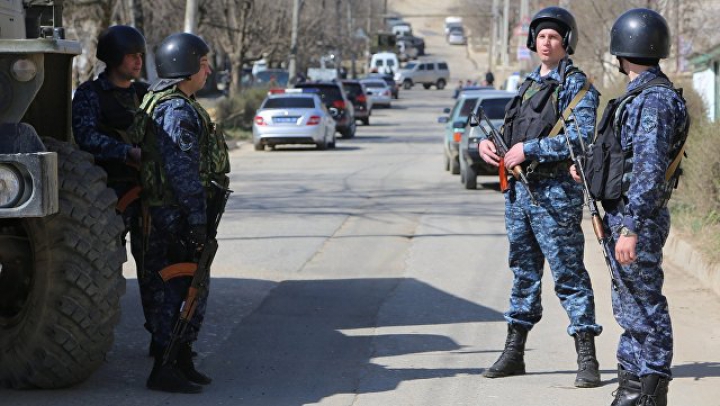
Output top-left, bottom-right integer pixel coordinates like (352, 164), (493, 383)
(199, 277), (499, 405)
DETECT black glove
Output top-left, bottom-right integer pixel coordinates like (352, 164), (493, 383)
(187, 224), (207, 249)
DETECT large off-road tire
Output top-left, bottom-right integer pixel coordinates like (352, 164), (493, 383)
(0, 138), (126, 389)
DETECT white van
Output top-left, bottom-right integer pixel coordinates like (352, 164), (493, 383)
(369, 52), (400, 75)
(392, 23), (412, 37)
(444, 16), (463, 34)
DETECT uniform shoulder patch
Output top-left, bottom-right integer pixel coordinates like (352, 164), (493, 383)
(178, 130), (195, 152)
(640, 107), (658, 133)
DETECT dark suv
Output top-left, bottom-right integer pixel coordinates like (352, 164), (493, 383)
(295, 82), (357, 138)
(341, 80), (371, 126)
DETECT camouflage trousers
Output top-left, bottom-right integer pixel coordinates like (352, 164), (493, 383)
(112, 183), (154, 334)
(605, 208), (673, 378)
(503, 176), (602, 336)
(143, 206), (208, 348)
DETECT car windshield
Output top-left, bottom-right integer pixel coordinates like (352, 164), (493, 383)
(343, 84), (363, 99)
(479, 98), (512, 119)
(458, 98), (478, 120)
(363, 81), (386, 88)
(263, 97), (316, 109)
(253, 71), (289, 87)
(297, 85), (342, 106)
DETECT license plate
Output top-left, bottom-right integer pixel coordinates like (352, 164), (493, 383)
(273, 116), (299, 124)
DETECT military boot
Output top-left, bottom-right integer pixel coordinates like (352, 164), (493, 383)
(637, 374), (669, 406)
(573, 332), (601, 388)
(483, 324), (528, 378)
(611, 365), (641, 406)
(177, 343), (212, 385)
(146, 351), (203, 394)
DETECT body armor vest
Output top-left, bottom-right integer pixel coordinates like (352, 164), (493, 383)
(91, 80), (147, 185)
(583, 75), (688, 208)
(131, 87), (230, 207)
(503, 78), (560, 148)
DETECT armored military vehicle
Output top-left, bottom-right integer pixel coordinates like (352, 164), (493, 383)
(0, 0), (126, 388)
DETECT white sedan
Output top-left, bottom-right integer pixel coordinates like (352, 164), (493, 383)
(252, 89), (337, 151)
(361, 79), (392, 108)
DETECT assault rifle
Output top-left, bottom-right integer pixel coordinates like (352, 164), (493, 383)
(470, 107), (537, 205)
(560, 111), (618, 290)
(162, 180), (233, 365)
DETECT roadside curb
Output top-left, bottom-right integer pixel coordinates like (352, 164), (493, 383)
(665, 230), (720, 297)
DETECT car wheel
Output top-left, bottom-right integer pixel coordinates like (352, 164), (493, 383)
(436, 79), (446, 90)
(253, 141), (264, 151)
(403, 80), (413, 90)
(316, 136), (328, 150)
(443, 152), (450, 171)
(460, 162), (466, 183)
(450, 156), (460, 175)
(329, 133), (336, 149)
(422, 83), (432, 90)
(362, 117), (369, 126)
(464, 164), (478, 189)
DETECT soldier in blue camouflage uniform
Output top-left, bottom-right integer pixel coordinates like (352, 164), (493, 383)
(478, 7), (602, 388)
(71, 26), (155, 344)
(585, 9), (688, 406)
(137, 33), (230, 394)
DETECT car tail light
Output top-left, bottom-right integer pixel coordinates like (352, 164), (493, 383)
(453, 131), (462, 143)
(307, 115), (321, 125)
(332, 100), (346, 109)
(357, 94), (367, 103)
(255, 116), (266, 126)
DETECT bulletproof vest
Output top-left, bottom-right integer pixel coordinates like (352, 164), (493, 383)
(503, 68), (585, 148)
(583, 75), (687, 208)
(91, 80), (148, 185)
(131, 87), (230, 207)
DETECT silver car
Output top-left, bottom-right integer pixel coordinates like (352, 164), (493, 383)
(253, 90), (337, 151)
(361, 79), (392, 108)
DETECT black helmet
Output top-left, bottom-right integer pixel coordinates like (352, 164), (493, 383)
(527, 7), (578, 55)
(96, 25), (146, 68)
(610, 8), (670, 59)
(155, 33), (210, 79)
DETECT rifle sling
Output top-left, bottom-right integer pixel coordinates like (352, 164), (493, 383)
(548, 78), (591, 138)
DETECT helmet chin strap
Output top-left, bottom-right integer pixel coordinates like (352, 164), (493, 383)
(617, 56), (628, 75)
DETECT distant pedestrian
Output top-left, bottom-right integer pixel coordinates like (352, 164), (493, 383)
(453, 79), (464, 98)
(485, 70), (495, 87)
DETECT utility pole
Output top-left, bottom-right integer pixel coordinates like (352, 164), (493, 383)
(502, 0), (509, 67)
(490, 0), (498, 73)
(288, 0), (300, 85)
(347, 0), (356, 79)
(184, 0), (198, 34)
(336, 0), (343, 77)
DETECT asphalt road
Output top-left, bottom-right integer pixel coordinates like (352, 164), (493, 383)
(3, 85), (719, 406)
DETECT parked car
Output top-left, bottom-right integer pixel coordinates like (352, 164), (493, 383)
(447, 27), (466, 45)
(341, 80), (371, 125)
(253, 89), (337, 151)
(395, 60), (450, 90)
(295, 81), (356, 138)
(438, 90), (485, 174)
(365, 73), (399, 99)
(361, 79), (392, 108)
(459, 90), (514, 189)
